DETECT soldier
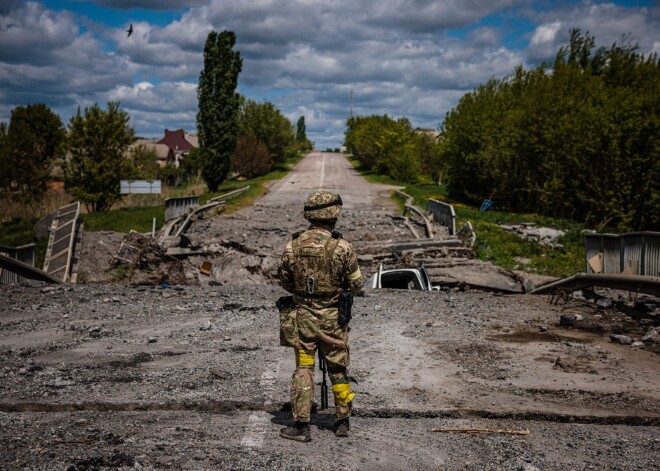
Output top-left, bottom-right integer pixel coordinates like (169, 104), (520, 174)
(277, 190), (363, 442)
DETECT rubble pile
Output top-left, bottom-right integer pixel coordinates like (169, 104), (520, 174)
(499, 223), (566, 248)
(555, 290), (660, 353)
(110, 231), (189, 286)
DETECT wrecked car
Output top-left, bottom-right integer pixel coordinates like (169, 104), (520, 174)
(364, 263), (437, 291)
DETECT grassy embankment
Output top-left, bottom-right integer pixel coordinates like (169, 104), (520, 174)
(348, 156), (585, 278)
(0, 153), (306, 267)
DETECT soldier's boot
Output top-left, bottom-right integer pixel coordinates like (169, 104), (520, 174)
(280, 422), (311, 442)
(333, 418), (350, 437)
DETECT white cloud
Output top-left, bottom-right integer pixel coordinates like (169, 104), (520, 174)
(1, 0), (658, 149)
(106, 81), (197, 113)
(525, 2), (660, 64)
(531, 21), (562, 47)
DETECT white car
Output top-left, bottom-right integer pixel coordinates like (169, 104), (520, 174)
(364, 263), (437, 291)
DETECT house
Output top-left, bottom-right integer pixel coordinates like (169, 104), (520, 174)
(131, 139), (172, 167)
(414, 127), (442, 140)
(157, 129), (196, 168)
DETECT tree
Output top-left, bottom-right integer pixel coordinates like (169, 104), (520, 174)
(296, 116), (306, 141)
(344, 114), (421, 183)
(126, 145), (159, 180)
(231, 135), (272, 178)
(1, 104), (65, 205)
(181, 147), (203, 180)
(295, 116), (313, 152)
(237, 98), (295, 166)
(197, 30), (243, 192)
(0, 122), (9, 192)
(63, 102), (135, 212)
(438, 29), (660, 231)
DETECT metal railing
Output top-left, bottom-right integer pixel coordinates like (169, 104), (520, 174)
(427, 199), (456, 236)
(585, 231), (660, 277)
(0, 243), (35, 284)
(165, 195), (200, 221)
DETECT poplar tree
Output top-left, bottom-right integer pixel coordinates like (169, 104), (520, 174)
(296, 116), (306, 142)
(197, 30), (243, 192)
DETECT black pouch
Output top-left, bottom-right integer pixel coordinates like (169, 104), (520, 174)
(276, 295), (295, 312)
(276, 296), (299, 348)
(338, 291), (354, 326)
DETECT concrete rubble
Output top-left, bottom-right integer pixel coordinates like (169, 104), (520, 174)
(499, 223), (566, 248)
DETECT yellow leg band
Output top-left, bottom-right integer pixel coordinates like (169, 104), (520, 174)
(347, 268), (362, 281)
(295, 349), (316, 367)
(332, 383), (356, 405)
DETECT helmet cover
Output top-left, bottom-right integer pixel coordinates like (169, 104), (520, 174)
(303, 191), (343, 220)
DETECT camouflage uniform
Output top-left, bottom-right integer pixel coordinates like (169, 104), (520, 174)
(278, 191), (363, 426)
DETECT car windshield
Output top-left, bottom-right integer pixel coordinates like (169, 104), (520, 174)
(380, 270), (423, 290)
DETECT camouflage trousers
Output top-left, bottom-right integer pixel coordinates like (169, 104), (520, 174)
(290, 305), (353, 422)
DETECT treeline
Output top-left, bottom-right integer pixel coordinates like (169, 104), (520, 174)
(185, 97), (311, 183)
(440, 30), (659, 231)
(345, 30), (659, 231)
(1, 29), (311, 213)
(344, 115), (439, 183)
(0, 102), (140, 212)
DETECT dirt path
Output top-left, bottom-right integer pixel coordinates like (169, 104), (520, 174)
(1, 153), (659, 470)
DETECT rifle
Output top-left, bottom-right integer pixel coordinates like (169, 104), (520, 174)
(318, 350), (328, 410)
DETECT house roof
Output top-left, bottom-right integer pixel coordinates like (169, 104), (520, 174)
(157, 129), (195, 152)
(185, 132), (199, 148)
(131, 140), (171, 160)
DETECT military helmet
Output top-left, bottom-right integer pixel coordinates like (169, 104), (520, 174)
(303, 191), (343, 221)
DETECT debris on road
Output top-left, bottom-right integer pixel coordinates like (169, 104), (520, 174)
(110, 231), (188, 285)
(200, 260), (212, 276)
(610, 334), (633, 345)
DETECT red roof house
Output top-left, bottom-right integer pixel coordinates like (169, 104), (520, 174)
(157, 129), (196, 167)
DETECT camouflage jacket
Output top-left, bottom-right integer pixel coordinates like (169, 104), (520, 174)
(278, 225), (363, 309)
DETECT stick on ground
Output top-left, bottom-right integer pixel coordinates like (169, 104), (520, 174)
(432, 427), (530, 435)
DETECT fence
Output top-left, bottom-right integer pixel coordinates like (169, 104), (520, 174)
(0, 244), (36, 284)
(585, 231), (660, 277)
(427, 199), (456, 236)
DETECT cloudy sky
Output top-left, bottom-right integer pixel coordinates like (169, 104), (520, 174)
(1, 1), (658, 149)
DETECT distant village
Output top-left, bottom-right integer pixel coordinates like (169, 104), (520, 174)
(133, 129), (198, 169)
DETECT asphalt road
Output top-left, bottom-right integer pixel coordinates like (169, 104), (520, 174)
(1, 153), (659, 470)
(259, 151), (398, 210)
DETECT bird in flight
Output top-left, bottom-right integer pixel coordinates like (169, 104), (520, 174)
(126, 23), (133, 37)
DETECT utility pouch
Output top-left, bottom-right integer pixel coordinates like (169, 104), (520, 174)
(276, 296), (300, 348)
(338, 291), (354, 326)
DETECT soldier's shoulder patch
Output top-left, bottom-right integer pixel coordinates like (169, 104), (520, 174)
(331, 229), (343, 239)
(292, 230), (304, 240)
